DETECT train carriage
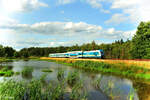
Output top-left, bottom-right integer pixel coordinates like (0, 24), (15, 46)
(49, 49), (104, 59)
(82, 50), (104, 58)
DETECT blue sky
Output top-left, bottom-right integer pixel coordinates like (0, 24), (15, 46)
(0, 0), (149, 50)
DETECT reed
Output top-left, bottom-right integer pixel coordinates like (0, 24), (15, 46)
(0, 65), (14, 77)
(67, 71), (80, 87)
(21, 67), (33, 76)
(42, 69), (53, 72)
(0, 71), (87, 100)
(57, 69), (65, 81)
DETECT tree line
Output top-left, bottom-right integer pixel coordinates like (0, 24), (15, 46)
(0, 21), (150, 59)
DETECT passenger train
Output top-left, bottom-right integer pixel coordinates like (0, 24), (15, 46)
(49, 49), (104, 59)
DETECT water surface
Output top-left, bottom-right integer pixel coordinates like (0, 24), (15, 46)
(1, 60), (145, 100)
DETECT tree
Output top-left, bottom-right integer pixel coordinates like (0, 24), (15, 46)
(0, 45), (5, 57)
(131, 22), (150, 59)
(3, 46), (15, 57)
(14, 52), (21, 58)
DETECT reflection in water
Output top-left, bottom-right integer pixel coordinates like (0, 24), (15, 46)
(0, 60), (149, 100)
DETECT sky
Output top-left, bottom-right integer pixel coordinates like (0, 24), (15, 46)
(0, 0), (150, 50)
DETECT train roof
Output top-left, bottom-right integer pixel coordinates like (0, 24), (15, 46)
(67, 51), (82, 53)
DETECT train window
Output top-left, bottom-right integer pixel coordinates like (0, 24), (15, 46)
(93, 52), (98, 55)
(83, 53), (87, 55)
(78, 53), (82, 55)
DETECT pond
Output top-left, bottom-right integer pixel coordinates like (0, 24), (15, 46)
(0, 60), (149, 100)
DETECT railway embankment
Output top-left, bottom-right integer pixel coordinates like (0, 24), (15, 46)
(40, 57), (150, 83)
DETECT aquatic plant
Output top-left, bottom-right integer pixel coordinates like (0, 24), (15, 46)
(70, 81), (87, 100)
(102, 80), (121, 100)
(14, 72), (20, 75)
(0, 65), (14, 77)
(40, 73), (47, 84)
(57, 69), (65, 81)
(127, 88), (135, 100)
(0, 80), (26, 100)
(93, 76), (102, 89)
(42, 69), (53, 72)
(67, 71), (80, 87)
(51, 83), (65, 100)
(1, 66), (13, 71)
(21, 67), (33, 76)
(0, 69), (88, 100)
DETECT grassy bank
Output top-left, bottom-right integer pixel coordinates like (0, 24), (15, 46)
(0, 58), (14, 63)
(40, 58), (150, 82)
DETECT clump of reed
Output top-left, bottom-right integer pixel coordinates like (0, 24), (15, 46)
(57, 69), (65, 81)
(21, 67), (33, 76)
(67, 71), (80, 87)
(127, 88), (135, 100)
(93, 76), (102, 89)
(70, 81), (87, 100)
(0, 65), (14, 77)
(42, 69), (53, 72)
(40, 73), (47, 83)
(14, 72), (20, 75)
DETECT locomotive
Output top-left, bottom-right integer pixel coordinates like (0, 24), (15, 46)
(49, 49), (104, 59)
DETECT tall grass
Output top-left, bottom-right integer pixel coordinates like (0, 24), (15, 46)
(0, 71), (87, 100)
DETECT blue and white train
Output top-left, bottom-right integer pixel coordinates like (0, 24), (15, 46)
(49, 49), (104, 59)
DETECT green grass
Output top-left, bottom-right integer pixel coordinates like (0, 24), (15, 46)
(41, 69), (53, 72)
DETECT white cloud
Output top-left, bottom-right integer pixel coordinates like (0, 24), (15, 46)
(58, 0), (75, 5)
(0, 15), (18, 25)
(0, 0), (48, 13)
(106, 0), (150, 24)
(85, 0), (110, 13)
(122, 30), (136, 39)
(86, 0), (102, 8)
(57, 0), (110, 13)
(60, 10), (65, 14)
(105, 13), (129, 24)
(0, 21), (134, 43)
